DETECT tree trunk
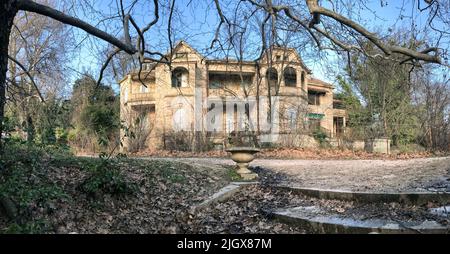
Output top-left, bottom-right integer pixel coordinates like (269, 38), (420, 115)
(0, 0), (18, 152)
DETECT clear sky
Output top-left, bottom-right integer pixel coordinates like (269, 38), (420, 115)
(65, 0), (446, 93)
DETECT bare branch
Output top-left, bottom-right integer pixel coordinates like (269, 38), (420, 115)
(167, 0), (176, 67)
(16, 0), (137, 54)
(7, 55), (44, 102)
(96, 48), (122, 89)
(211, 0), (231, 49)
(303, 0), (441, 63)
(142, 0), (159, 34)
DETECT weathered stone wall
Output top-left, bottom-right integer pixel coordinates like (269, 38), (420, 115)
(365, 138), (391, 154)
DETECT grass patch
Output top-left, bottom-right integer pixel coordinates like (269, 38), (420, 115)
(136, 160), (191, 183)
(227, 167), (242, 181)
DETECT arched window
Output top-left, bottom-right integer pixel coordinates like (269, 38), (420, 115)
(284, 67), (297, 87)
(266, 67), (278, 90)
(171, 67), (189, 88)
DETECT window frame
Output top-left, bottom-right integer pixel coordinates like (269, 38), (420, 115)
(284, 67), (297, 87)
(171, 67), (189, 88)
(308, 91), (321, 105)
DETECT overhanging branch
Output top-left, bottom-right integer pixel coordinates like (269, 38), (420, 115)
(304, 0), (441, 64)
(16, 0), (137, 54)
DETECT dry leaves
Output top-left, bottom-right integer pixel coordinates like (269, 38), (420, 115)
(131, 147), (437, 160)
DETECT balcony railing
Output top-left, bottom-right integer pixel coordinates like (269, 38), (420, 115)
(126, 93), (155, 104)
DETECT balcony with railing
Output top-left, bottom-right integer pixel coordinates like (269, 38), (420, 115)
(126, 92), (155, 105)
(333, 108), (347, 117)
(332, 99), (347, 117)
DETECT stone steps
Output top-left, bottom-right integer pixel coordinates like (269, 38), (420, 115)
(268, 185), (450, 233)
(270, 205), (449, 234)
(274, 185), (450, 205)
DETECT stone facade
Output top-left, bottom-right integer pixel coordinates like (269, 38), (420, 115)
(119, 41), (347, 151)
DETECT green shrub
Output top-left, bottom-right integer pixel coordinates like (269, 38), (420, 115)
(0, 165), (68, 213)
(67, 128), (78, 142)
(55, 127), (68, 145)
(0, 144), (69, 229)
(80, 104), (119, 147)
(313, 129), (328, 144)
(227, 168), (242, 181)
(2, 220), (49, 234)
(393, 143), (426, 154)
(80, 160), (136, 195)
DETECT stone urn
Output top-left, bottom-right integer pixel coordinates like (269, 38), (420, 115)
(226, 147), (260, 180)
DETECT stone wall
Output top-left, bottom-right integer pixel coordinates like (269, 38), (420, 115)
(365, 138), (391, 154)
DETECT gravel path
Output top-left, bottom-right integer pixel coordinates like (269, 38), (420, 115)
(145, 156), (450, 193)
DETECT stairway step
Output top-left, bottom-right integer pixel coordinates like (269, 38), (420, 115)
(274, 185), (450, 205)
(271, 206), (448, 234)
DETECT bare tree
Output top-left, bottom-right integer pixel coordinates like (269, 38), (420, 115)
(7, 3), (71, 141)
(0, 0), (162, 151)
(219, 1), (448, 62)
(413, 68), (450, 150)
(1, 0), (449, 153)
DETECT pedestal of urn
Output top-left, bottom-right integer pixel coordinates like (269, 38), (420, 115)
(226, 147), (260, 180)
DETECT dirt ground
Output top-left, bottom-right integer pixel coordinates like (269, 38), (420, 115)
(151, 157), (450, 193)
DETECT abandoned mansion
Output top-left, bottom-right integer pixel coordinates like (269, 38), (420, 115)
(119, 41), (347, 151)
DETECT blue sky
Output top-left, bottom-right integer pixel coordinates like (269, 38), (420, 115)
(66, 0), (445, 92)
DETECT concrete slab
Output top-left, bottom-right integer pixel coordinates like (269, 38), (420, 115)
(271, 206), (449, 234)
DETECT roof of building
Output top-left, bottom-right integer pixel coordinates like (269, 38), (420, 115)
(123, 41), (334, 88)
(308, 78), (333, 88)
(142, 41), (313, 73)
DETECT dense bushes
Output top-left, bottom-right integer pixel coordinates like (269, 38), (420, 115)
(69, 75), (120, 152)
(3, 74), (120, 154)
(0, 142), (135, 233)
(0, 143), (70, 232)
